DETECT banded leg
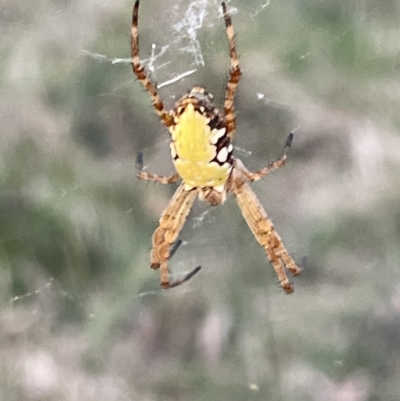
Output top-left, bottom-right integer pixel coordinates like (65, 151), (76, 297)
(222, 2), (241, 141)
(229, 171), (301, 294)
(131, 1), (173, 127)
(136, 153), (180, 184)
(151, 183), (201, 288)
(237, 133), (293, 182)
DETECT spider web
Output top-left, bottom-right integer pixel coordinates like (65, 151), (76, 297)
(1, 0), (400, 400)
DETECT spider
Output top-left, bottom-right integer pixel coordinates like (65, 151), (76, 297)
(132, 1), (301, 293)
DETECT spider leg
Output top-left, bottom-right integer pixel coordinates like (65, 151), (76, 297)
(222, 2), (241, 141)
(150, 183), (200, 288)
(228, 169), (301, 294)
(169, 239), (183, 259)
(168, 266), (202, 288)
(238, 133), (293, 182)
(136, 153), (180, 184)
(131, 1), (173, 127)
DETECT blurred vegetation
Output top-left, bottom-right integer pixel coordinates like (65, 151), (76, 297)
(1, 0), (400, 400)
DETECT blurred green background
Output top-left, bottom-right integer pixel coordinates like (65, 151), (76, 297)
(1, 0), (400, 400)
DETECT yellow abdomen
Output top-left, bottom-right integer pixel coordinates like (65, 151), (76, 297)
(169, 103), (232, 190)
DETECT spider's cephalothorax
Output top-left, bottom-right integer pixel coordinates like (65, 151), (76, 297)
(132, 0), (302, 293)
(169, 86), (233, 205)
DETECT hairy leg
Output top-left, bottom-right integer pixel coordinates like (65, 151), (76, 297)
(229, 170), (301, 293)
(136, 153), (180, 184)
(150, 183), (200, 288)
(222, 2), (241, 141)
(131, 1), (173, 127)
(237, 133), (293, 182)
